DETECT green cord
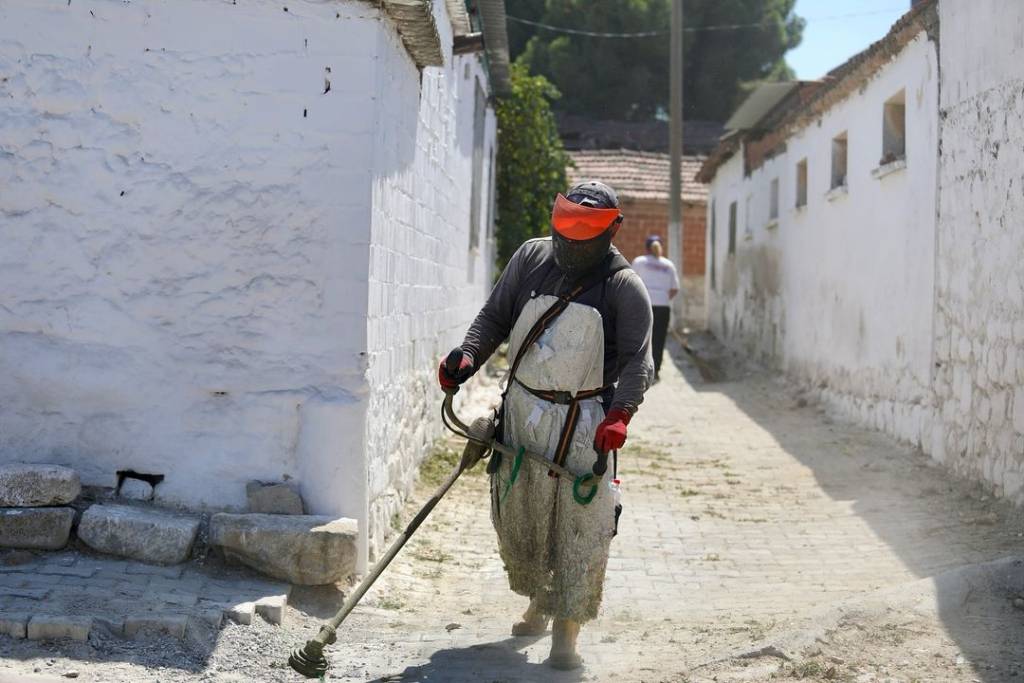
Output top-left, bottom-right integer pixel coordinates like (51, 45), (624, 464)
(499, 446), (524, 504)
(573, 473), (599, 505)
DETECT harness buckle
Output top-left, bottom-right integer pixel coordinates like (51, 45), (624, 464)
(550, 390), (574, 404)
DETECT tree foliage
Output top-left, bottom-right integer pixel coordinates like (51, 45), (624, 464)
(512, 0), (804, 122)
(495, 63), (569, 269)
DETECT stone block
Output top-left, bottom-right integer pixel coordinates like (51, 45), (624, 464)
(224, 601), (255, 625)
(0, 507), (74, 550)
(210, 513), (357, 585)
(0, 613), (28, 638)
(124, 614), (189, 639)
(0, 464), (80, 507)
(77, 504), (200, 565)
(255, 593), (288, 625)
(246, 481), (304, 515)
(26, 615), (92, 641)
(118, 478), (154, 501)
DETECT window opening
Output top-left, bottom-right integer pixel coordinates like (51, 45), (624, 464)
(795, 158), (808, 208)
(710, 201), (717, 290)
(831, 132), (848, 189)
(727, 201), (737, 255)
(881, 90), (906, 164)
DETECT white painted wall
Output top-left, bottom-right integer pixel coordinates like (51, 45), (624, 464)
(932, 0), (1024, 503)
(0, 0), (497, 548)
(706, 32), (939, 448)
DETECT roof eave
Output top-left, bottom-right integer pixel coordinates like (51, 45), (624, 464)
(475, 0), (511, 95)
(382, 0), (444, 69)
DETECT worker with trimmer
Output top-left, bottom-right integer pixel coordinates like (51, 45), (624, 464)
(439, 181), (654, 670)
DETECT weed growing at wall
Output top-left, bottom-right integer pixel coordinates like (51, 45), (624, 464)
(495, 63), (569, 270)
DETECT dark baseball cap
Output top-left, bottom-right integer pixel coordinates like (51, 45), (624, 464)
(566, 180), (619, 210)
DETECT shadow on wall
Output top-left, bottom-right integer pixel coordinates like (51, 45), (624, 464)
(666, 339), (1024, 682)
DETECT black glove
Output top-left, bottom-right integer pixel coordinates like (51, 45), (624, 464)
(438, 348), (475, 392)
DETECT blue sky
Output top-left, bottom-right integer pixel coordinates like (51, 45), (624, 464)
(786, 1), (911, 80)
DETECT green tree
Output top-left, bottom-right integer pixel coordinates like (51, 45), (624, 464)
(495, 63), (570, 269)
(513, 0), (804, 122)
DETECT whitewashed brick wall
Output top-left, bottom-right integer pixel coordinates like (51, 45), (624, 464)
(706, 34), (939, 449)
(931, 0), (1024, 503)
(363, 5), (496, 561)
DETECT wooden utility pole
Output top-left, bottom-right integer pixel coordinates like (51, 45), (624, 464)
(669, 0), (684, 322)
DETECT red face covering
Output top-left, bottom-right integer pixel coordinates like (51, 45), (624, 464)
(550, 194), (622, 240)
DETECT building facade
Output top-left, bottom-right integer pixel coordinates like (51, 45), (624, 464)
(699, 0), (1024, 504)
(568, 150), (709, 326)
(0, 0), (506, 565)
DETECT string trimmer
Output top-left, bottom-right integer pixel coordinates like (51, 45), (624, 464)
(287, 353), (609, 678)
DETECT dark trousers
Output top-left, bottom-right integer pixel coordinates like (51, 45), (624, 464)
(651, 305), (670, 376)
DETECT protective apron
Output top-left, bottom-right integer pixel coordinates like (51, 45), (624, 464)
(490, 294), (616, 623)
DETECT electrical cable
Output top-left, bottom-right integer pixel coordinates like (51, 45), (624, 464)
(506, 7), (909, 39)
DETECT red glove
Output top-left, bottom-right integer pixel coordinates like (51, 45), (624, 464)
(594, 408), (631, 452)
(438, 348), (475, 392)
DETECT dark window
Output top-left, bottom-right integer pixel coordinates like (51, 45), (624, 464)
(795, 158), (808, 208)
(769, 178), (779, 221)
(710, 201), (717, 290)
(727, 201), (737, 256)
(831, 132), (848, 189)
(882, 90), (906, 164)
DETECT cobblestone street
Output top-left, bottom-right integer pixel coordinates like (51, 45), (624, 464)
(329, 342), (1022, 682)
(2, 340), (1022, 682)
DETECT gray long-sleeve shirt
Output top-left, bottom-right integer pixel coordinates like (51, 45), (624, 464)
(462, 238), (654, 415)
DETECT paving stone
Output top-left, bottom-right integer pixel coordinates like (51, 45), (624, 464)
(36, 564), (97, 579)
(124, 562), (184, 578)
(246, 480), (304, 515)
(77, 504), (200, 565)
(152, 592), (199, 608)
(0, 508), (74, 550)
(0, 612), (28, 638)
(0, 464), (80, 507)
(124, 614), (189, 639)
(26, 615), (92, 641)
(254, 592), (288, 625)
(1, 588), (49, 600)
(210, 513), (357, 585)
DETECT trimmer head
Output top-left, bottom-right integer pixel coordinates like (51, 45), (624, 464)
(289, 640), (329, 679)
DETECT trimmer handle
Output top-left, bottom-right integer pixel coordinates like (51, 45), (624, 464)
(592, 448), (609, 477)
(445, 348), (464, 376)
(443, 349), (464, 396)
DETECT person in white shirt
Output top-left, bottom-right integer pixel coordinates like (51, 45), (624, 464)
(631, 235), (679, 380)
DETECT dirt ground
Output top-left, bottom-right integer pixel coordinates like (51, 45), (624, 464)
(2, 337), (1022, 682)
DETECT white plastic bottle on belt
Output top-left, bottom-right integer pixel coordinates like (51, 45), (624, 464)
(609, 478), (622, 506)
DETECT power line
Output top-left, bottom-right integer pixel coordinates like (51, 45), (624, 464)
(506, 7), (908, 39)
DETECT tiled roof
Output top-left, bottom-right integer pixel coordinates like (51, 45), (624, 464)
(567, 150), (708, 204)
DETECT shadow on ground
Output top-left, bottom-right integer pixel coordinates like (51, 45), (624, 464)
(666, 334), (1024, 682)
(366, 635), (586, 683)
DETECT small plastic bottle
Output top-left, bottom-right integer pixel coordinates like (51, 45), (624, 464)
(608, 478), (622, 507)
(609, 478), (623, 536)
